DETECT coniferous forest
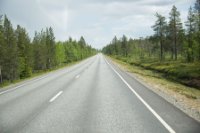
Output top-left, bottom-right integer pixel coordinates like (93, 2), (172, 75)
(0, 16), (96, 84)
(102, 1), (200, 89)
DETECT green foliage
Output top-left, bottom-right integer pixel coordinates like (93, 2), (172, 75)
(0, 16), (18, 81)
(15, 25), (32, 78)
(102, 3), (200, 89)
(114, 55), (200, 89)
(33, 31), (47, 70)
(103, 3), (200, 63)
(55, 42), (65, 65)
(185, 7), (196, 62)
(110, 57), (200, 98)
(168, 5), (184, 61)
(152, 13), (167, 61)
(0, 15), (96, 84)
(61, 37), (96, 63)
(194, 0), (200, 60)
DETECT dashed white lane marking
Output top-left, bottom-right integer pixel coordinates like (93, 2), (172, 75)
(105, 58), (176, 133)
(49, 91), (63, 102)
(75, 75), (80, 79)
(0, 75), (49, 95)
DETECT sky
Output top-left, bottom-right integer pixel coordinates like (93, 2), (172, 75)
(0, 0), (196, 49)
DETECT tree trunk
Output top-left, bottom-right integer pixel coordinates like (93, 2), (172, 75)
(175, 35), (177, 60)
(160, 36), (163, 61)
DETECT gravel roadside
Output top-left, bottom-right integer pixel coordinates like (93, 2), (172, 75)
(111, 59), (200, 122)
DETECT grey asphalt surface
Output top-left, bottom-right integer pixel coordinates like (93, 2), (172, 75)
(0, 54), (199, 133)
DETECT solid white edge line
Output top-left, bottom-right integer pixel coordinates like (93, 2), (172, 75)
(0, 55), (95, 95)
(49, 91), (63, 103)
(0, 75), (49, 95)
(104, 58), (176, 133)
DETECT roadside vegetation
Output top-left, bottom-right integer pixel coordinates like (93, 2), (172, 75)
(102, 0), (200, 90)
(110, 57), (200, 99)
(0, 16), (96, 87)
(109, 56), (200, 122)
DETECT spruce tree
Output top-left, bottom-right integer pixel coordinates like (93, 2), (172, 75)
(3, 16), (19, 81)
(16, 25), (32, 78)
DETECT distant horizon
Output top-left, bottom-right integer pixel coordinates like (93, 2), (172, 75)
(0, 0), (196, 49)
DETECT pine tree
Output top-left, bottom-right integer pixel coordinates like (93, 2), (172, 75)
(55, 42), (65, 65)
(78, 36), (86, 59)
(194, 0), (200, 60)
(0, 15), (5, 83)
(152, 13), (167, 61)
(121, 35), (128, 57)
(185, 7), (196, 62)
(112, 36), (120, 55)
(33, 31), (47, 70)
(0, 15), (96, 83)
(169, 5), (183, 60)
(46, 27), (56, 69)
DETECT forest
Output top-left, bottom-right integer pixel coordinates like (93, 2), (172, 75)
(102, 1), (200, 89)
(0, 16), (96, 84)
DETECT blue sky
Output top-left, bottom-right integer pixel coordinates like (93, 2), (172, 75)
(0, 0), (196, 48)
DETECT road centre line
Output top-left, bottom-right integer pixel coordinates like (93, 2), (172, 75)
(105, 58), (176, 133)
(49, 91), (63, 102)
(75, 75), (80, 79)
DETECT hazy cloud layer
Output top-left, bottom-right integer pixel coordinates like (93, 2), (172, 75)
(0, 0), (196, 48)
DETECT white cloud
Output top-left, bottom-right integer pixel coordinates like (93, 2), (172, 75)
(0, 0), (196, 49)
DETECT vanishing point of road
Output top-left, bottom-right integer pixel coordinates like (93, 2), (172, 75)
(0, 54), (199, 133)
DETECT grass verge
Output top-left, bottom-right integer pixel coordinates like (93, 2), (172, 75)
(0, 59), (84, 89)
(108, 56), (200, 122)
(115, 56), (200, 89)
(109, 56), (200, 100)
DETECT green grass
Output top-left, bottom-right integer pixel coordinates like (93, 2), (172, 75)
(113, 56), (200, 89)
(109, 56), (200, 99)
(0, 59), (84, 89)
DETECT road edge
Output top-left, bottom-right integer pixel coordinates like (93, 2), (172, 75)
(107, 56), (200, 123)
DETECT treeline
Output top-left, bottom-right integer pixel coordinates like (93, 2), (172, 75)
(103, 0), (200, 63)
(0, 15), (96, 83)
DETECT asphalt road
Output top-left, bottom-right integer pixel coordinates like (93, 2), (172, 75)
(0, 54), (199, 133)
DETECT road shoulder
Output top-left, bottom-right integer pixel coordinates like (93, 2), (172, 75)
(108, 56), (200, 122)
(0, 57), (90, 94)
